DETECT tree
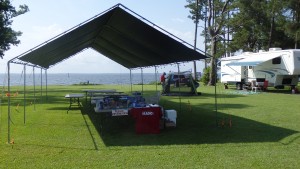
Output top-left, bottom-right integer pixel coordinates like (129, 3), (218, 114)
(0, 0), (29, 59)
(186, 0), (230, 86)
(186, 0), (300, 85)
(206, 0), (230, 86)
(285, 0), (300, 48)
(227, 0), (298, 52)
(185, 0), (207, 80)
(227, 0), (270, 52)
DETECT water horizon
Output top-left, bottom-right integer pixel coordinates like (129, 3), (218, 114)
(0, 73), (160, 86)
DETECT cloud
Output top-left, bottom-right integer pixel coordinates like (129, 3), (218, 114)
(30, 24), (64, 42)
(157, 24), (194, 45)
(171, 18), (185, 23)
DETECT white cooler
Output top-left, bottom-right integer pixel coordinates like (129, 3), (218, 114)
(164, 110), (177, 127)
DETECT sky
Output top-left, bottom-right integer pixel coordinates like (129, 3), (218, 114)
(1, 0), (206, 74)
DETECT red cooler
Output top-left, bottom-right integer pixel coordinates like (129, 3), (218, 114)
(131, 107), (162, 134)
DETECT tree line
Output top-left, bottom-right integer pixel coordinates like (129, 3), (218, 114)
(186, 0), (300, 85)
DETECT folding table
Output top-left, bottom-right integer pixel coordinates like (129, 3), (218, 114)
(65, 93), (84, 113)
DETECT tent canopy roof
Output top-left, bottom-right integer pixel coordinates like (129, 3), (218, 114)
(11, 4), (207, 69)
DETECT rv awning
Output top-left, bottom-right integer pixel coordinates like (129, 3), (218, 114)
(226, 53), (282, 66)
(11, 4), (207, 69)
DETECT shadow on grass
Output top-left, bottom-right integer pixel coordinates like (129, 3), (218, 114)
(226, 87), (295, 95)
(7, 87), (296, 148)
(264, 89), (295, 94)
(81, 100), (298, 147)
(161, 92), (248, 100)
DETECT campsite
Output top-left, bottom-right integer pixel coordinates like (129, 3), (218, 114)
(1, 1), (300, 168)
(0, 83), (299, 168)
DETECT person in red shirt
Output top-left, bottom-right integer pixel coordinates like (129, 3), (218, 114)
(160, 72), (166, 84)
(160, 72), (166, 92)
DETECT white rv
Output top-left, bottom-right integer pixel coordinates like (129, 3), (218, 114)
(220, 48), (300, 89)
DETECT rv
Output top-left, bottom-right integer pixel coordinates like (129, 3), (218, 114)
(220, 48), (300, 89)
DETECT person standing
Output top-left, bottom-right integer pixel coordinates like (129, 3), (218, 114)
(160, 72), (166, 92)
(160, 72), (166, 83)
(160, 72), (166, 84)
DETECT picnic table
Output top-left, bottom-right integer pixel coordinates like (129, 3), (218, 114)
(82, 89), (124, 103)
(65, 93), (84, 113)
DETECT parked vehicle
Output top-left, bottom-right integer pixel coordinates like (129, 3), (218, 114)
(220, 48), (300, 89)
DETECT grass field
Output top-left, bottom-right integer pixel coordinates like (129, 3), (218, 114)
(0, 84), (299, 168)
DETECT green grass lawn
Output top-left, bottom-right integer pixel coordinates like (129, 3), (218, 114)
(0, 84), (299, 168)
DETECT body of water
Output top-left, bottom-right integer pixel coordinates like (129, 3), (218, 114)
(0, 73), (160, 86)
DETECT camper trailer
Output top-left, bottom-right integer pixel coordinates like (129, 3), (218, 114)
(220, 48), (300, 89)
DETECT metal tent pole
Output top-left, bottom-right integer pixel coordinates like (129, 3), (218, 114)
(7, 62), (11, 143)
(155, 66), (158, 92)
(45, 69), (48, 100)
(24, 65), (26, 124)
(215, 59), (218, 127)
(204, 4), (208, 69)
(130, 69), (132, 93)
(141, 68), (144, 95)
(177, 63), (182, 113)
(40, 68), (43, 102)
(33, 67), (36, 111)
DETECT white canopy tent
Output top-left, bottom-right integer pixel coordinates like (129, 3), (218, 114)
(5, 4), (208, 143)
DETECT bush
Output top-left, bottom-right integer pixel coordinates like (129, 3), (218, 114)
(201, 67), (211, 85)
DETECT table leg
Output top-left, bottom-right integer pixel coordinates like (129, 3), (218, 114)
(67, 98), (72, 113)
(77, 97), (80, 107)
(85, 91), (88, 105)
(67, 97), (82, 113)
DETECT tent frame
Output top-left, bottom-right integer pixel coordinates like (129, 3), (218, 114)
(6, 3), (208, 143)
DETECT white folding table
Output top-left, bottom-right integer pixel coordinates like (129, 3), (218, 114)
(65, 93), (85, 113)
